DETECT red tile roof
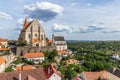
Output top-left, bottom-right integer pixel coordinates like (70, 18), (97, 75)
(23, 52), (44, 58)
(0, 57), (5, 65)
(0, 68), (46, 80)
(73, 77), (82, 80)
(83, 71), (107, 80)
(0, 38), (7, 42)
(16, 65), (34, 71)
(57, 50), (67, 55)
(0, 48), (9, 51)
(44, 64), (61, 79)
(66, 59), (78, 66)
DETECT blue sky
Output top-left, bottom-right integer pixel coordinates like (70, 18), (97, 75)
(1, 0), (120, 40)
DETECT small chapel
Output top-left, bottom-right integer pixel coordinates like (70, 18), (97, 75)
(19, 17), (47, 47)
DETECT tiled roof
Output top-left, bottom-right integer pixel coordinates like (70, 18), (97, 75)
(47, 40), (52, 43)
(57, 50), (67, 55)
(0, 38), (7, 42)
(44, 64), (61, 79)
(24, 74), (36, 80)
(83, 71), (107, 80)
(16, 65), (34, 71)
(0, 57), (5, 65)
(73, 77), (82, 80)
(66, 59), (78, 65)
(54, 36), (65, 41)
(21, 19), (33, 33)
(0, 68), (46, 80)
(0, 48), (9, 51)
(23, 52), (44, 58)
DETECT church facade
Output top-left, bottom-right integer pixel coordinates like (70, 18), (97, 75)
(19, 18), (46, 47)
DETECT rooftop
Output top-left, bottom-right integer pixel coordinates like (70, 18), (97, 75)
(24, 52), (44, 58)
(0, 68), (46, 80)
(0, 57), (5, 65)
(54, 36), (65, 41)
(16, 65), (34, 71)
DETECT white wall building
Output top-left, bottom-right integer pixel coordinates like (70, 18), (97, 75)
(44, 64), (61, 80)
(23, 52), (45, 64)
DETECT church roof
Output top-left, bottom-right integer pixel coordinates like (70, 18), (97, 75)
(54, 36), (65, 41)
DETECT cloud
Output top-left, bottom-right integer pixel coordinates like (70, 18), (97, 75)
(53, 22), (106, 33)
(0, 12), (13, 20)
(24, 2), (63, 22)
(102, 29), (120, 33)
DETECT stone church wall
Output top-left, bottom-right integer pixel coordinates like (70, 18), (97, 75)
(16, 46), (55, 56)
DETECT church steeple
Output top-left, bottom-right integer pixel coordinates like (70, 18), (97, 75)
(23, 17), (28, 28)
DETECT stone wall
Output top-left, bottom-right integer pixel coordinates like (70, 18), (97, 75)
(16, 46), (55, 56)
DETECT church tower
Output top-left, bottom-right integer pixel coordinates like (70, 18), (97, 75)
(19, 17), (47, 47)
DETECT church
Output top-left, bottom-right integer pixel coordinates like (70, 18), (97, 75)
(19, 17), (46, 47)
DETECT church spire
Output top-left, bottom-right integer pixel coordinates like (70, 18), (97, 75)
(23, 17), (28, 28)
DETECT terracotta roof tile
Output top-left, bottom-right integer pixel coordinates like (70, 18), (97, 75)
(0, 48), (9, 51)
(57, 50), (67, 55)
(16, 65), (34, 71)
(44, 64), (61, 79)
(66, 59), (78, 65)
(23, 52), (44, 58)
(0, 38), (7, 42)
(0, 68), (46, 80)
(0, 57), (5, 65)
(83, 71), (107, 80)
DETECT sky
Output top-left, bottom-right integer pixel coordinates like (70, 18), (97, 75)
(1, 0), (120, 40)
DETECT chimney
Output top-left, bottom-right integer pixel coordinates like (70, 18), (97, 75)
(112, 67), (116, 73)
(19, 71), (21, 80)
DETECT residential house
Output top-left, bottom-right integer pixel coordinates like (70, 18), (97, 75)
(0, 64), (62, 80)
(16, 65), (34, 71)
(80, 70), (120, 80)
(19, 17), (47, 47)
(0, 68), (46, 80)
(0, 38), (9, 54)
(44, 64), (61, 80)
(0, 38), (8, 48)
(0, 57), (6, 73)
(66, 59), (79, 66)
(52, 35), (71, 57)
(23, 52), (45, 64)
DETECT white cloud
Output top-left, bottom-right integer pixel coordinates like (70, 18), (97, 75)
(24, 2), (64, 22)
(0, 12), (13, 20)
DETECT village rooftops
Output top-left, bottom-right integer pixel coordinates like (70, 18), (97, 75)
(23, 52), (44, 58)
(0, 48), (9, 51)
(16, 65), (34, 71)
(0, 68), (46, 80)
(81, 71), (107, 80)
(0, 57), (5, 65)
(0, 38), (7, 42)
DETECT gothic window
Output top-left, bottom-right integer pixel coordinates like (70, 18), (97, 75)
(35, 34), (37, 37)
(28, 34), (30, 38)
(41, 35), (44, 40)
